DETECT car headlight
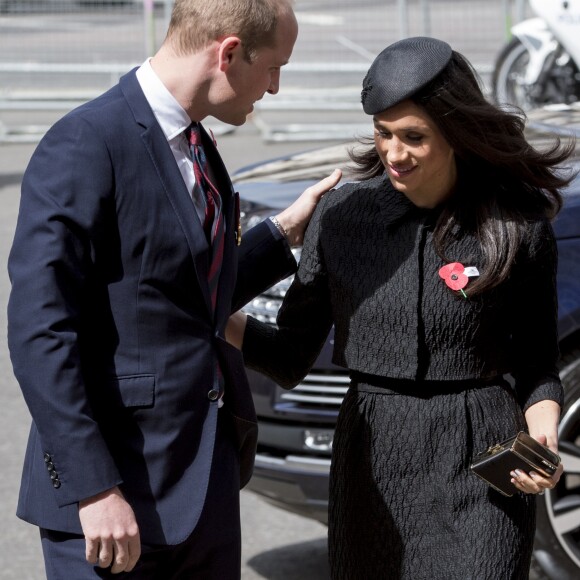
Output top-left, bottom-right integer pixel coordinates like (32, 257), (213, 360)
(243, 247), (302, 324)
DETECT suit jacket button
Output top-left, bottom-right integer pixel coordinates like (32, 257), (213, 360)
(52, 479), (61, 489)
(208, 389), (219, 401)
(50, 470), (58, 480)
(46, 462), (54, 471)
(44, 453), (51, 463)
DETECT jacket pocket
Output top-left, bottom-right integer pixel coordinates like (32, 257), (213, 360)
(106, 374), (156, 408)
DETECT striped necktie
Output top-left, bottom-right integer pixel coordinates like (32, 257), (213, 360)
(186, 122), (225, 312)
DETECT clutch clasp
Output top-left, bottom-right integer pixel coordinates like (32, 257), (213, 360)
(487, 444), (503, 455)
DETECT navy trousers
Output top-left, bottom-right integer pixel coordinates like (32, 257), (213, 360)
(40, 410), (241, 580)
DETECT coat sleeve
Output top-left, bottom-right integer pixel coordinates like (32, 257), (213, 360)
(510, 218), (564, 412)
(7, 115), (122, 507)
(231, 219), (297, 313)
(242, 198), (334, 389)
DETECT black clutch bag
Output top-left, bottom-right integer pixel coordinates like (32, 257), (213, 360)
(470, 431), (560, 497)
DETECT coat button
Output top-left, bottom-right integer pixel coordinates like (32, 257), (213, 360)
(46, 462), (54, 471)
(207, 389), (219, 401)
(50, 470), (58, 480)
(44, 453), (51, 463)
(52, 479), (61, 489)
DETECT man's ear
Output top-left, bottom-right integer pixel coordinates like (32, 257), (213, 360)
(218, 36), (243, 72)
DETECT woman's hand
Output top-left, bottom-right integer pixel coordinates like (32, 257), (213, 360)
(510, 433), (564, 495)
(225, 311), (248, 350)
(511, 400), (564, 495)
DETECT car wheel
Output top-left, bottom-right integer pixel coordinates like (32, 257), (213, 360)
(533, 340), (580, 579)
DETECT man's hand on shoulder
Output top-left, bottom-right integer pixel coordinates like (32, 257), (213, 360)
(78, 486), (141, 574)
(274, 168), (342, 247)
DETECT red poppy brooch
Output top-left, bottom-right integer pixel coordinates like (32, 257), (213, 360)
(438, 262), (480, 299)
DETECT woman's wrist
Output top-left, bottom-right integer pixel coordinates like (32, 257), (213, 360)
(524, 399), (561, 451)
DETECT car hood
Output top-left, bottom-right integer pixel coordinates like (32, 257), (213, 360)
(233, 143), (353, 186)
(555, 182), (580, 239)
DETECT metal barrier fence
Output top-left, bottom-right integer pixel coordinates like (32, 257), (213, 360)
(0, 0), (531, 142)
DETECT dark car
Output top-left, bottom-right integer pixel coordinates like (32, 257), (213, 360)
(232, 105), (580, 580)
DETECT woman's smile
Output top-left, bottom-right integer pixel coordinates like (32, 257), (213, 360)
(388, 164), (417, 178)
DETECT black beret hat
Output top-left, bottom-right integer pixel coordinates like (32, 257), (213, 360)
(361, 36), (453, 115)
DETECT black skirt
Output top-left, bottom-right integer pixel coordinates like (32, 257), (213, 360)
(328, 377), (535, 580)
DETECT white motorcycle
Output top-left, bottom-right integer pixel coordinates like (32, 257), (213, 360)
(492, 0), (580, 109)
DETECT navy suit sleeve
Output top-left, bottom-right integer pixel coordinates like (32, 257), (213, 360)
(7, 115), (122, 507)
(231, 219), (296, 313)
(242, 198), (334, 388)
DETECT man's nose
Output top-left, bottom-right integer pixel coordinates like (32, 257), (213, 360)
(267, 71), (280, 95)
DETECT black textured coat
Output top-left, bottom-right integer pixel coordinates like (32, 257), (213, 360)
(244, 175), (562, 411)
(243, 175), (563, 579)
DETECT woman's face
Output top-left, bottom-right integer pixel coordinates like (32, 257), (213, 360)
(373, 99), (457, 208)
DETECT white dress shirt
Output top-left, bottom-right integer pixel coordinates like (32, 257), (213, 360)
(136, 59), (206, 223)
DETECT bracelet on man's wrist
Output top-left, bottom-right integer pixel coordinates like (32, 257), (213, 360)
(269, 216), (290, 244)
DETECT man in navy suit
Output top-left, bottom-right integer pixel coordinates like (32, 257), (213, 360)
(7, 0), (341, 577)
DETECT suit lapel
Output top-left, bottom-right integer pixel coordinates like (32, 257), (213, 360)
(215, 190), (238, 328)
(120, 71), (214, 318)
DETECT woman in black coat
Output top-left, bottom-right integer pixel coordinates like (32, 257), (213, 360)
(228, 37), (572, 579)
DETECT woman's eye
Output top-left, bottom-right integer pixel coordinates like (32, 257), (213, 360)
(375, 129), (390, 138)
(407, 134), (423, 143)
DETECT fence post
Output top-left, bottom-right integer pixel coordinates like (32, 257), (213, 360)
(397, 0), (409, 39)
(144, 0), (157, 57)
(162, 0), (173, 38)
(501, 0), (512, 40)
(420, 0), (431, 36)
(514, 0), (527, 23)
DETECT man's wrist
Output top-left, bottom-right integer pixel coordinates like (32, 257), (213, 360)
(269, 216), (291, 244)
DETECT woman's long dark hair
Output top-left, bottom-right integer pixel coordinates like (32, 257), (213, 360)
(350, 51), (576, 296)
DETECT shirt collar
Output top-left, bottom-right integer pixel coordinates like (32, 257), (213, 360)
(135, 58), (191, 141)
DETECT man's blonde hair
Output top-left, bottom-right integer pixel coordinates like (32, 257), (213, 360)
(167, 0), (294, 62)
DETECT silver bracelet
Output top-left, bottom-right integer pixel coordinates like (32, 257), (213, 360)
(269, 216), (290, 243)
